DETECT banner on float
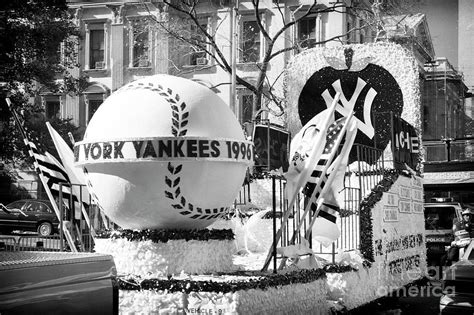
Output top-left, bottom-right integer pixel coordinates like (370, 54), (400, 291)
(253, 124), (289, 172)
(392, 115), (419, 171)
(74, 137), (254, 165)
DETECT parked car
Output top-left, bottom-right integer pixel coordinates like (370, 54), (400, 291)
(0, 199), (60, 236)
(0, 251), (118, 315)
(440, 239), (474, 314)
(424, 199), (463, 264)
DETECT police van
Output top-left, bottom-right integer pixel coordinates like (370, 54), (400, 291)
(424, 198), (463, 263)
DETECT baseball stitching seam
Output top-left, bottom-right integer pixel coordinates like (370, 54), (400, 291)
(120, 82), (226, 220)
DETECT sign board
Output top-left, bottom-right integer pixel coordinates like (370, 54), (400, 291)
(253, 124), (289, 172)
(392, 115), (419, 171)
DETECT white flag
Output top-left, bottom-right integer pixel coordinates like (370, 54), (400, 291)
(284, 93), (340, 213)
(46, 122), (95, 231)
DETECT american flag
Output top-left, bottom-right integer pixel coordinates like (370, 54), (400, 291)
(304, 116), (358, 244)
(6, 98), (79, 251)
(26, 139), (80, 205)
(6, 99), (80, 214)
(303, 118), (346, 224)
(262, 93), (343, 271)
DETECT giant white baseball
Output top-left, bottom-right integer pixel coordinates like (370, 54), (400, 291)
(74, 75), (253, 230)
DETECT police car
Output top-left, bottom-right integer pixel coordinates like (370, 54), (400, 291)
(424, 198), (463, 262)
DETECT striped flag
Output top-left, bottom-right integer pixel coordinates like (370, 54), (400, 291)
(289, 114), (355, 247)
(285, 93), (341, 214)
(27, 139), (77, 202)
(6, 98), (79, 251)
(304, 117), (358, 246)
(261, 93), (341, 271)
(46, 122), (100, 232)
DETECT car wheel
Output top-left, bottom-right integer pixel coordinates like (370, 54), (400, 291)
(37, 222), (53, 236)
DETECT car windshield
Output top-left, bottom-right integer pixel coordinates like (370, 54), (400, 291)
(6, 200), (26, 210)
(424, 206), (456, 230)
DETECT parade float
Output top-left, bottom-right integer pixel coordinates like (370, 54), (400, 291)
(74, 42), (426, 314)
(282, 42), (426, 310)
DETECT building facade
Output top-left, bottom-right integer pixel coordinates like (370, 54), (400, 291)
(423, 58), (469, 147)
(422, 58), (474, 206)
(62, 0), (370, 133)
(23, 1), (474, 206)
(418, 0), (474, 207)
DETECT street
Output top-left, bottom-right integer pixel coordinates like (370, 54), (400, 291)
(351, 280), (442, 315)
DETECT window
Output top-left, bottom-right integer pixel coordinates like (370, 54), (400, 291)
(90, 29), (105, 69)
(424, 207), (456, 230)
(88, 99), (102, 122)
(423, 106), (429, 133)
(240, 20), (260, 63)
(7, 200), (26, 210)
(85, 22), (108, 70)
(129, 20), (151, 68)
(293, 8), (323, 51)
(468, 243), (474, 260)
(241, 94), (254, 123)
(61, 36), (79, 66)
(24, 201), (50, 213)
(83, 83), (109, 126)
(298, 18), (316, 49)
(42, 95), (62, 120)
(189, 21), (208, 66)
(238, 90), (261, 124)
(46, 100), (60, 120)
(346, 14), (359, 43)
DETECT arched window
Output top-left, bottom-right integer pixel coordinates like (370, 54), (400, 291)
(83, 83), (110, 125)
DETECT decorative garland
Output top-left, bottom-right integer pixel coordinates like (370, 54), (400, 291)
(359, 169), (405, 262)
(95, 228), (235, 243)
(117, 262), (372, 294)
(322, 264), (358, 274)
(118, 268), (326, 293)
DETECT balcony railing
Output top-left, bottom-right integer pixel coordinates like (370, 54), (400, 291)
(423, 137), (474, 162)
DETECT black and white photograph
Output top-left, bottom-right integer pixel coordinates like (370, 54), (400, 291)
(0, 1), (473, 314)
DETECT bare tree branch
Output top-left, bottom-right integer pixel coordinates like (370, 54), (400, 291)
(139, 0), (386, 121)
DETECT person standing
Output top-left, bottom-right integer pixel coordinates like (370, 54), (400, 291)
(446, 208), (473, 265)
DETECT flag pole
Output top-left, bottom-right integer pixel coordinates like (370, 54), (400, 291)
(286, 92), (341, 213)
(293, 112), (355, 244)
(276, 116), (356, 270)
(261, 92), (341, 272)
(6, 98), (78, 252)
(305, 120), (357, 237)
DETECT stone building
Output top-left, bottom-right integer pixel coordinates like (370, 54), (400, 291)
(62, 0), (370, 131)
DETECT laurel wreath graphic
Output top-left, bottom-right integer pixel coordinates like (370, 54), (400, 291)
(120, 81), (226, 220)
(164, 162), (224, 220)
